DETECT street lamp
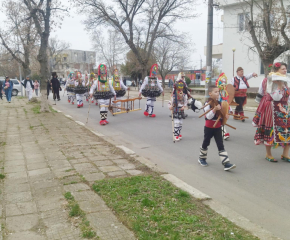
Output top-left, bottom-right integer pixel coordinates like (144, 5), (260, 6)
(232, 48), (236, 77)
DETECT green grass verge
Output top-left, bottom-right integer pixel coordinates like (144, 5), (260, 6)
(92, 175), (258, 240)
(49, 106), (58, 113)
(64, 192), (98, 239)
(0, 174), (5, 179)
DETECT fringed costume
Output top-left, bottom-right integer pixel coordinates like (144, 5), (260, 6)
(89, 64), (116, 125)
(74, 72), (86, 108)
(65, 72), (76, 104)
(111, 69), (127, 112)
(140, 64), (163, 117)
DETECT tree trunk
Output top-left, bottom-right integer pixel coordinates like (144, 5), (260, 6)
(263, 59), (274, 77)
(38, 40), (51, 112)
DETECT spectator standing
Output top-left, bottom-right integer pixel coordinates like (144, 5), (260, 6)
(51, 74), (61, 101)
(168, 78), (173, 88)
(34, 80), (39, 96)
(3, 76), (13, 103)
(21, 76), (34, 101)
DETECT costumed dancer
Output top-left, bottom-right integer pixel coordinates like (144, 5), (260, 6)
(111, 69), (128, 112)
(216, 73), (232, 140)
(253, 62), (290, 162)
(231, 67), (258, 121)
(84, 71), (90, 102)
(88, 73), (98, 105)
(89, 64), (116, 125)
(139, 64), (163, 117)
(65, 72), (76, 104)
(168, 79), (188, 141)
(198, 85), (236, 171)
(74, 71), (86, 108)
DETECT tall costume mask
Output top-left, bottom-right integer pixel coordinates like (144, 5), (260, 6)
(216, 72), (229, 101)
(98, 64), (107, 83)
(149, 64), (158, 79)
(174, 80), (185, 101)
(113, 69), (120, 89)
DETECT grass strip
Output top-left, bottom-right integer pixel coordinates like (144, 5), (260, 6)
(31, 104), (41, 114)
(92, 175), (258, 240)
(64, 192), (98, 239)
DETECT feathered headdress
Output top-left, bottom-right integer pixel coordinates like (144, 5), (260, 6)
(149, 64), (158, 79)
(98, 64), (107, 83)
(216, 73), (227, 89)
(113, 69), (119, 81)
(90, 72), (95, 79)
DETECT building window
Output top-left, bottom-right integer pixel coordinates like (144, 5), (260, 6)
(63, 57), (67, 62)
(238, 13), (249, 31)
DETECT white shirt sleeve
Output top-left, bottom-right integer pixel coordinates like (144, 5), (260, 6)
(258, 80), (265, 96)
(231, 77), (235, 85)
(139, 77), (148, 93)
(204, 104), (215, 120)
(245, 73), (254, 80)
(156, 78), (163, 92)
(120, 79), (127, 91)
(89, 80), (98, 94)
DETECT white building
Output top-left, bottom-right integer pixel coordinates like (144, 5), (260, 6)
(220, 0), (290, 87)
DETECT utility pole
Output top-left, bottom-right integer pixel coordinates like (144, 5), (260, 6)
(205, 0), (214, 100)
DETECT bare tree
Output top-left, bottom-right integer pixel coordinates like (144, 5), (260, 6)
(91, 29), (126, 76)
(48, 37), (70, 73)
(0, 0), (39, 77)
(153, 37), (191, 87)
(74, 0), (196, 79)
(240, 0), (290, 76)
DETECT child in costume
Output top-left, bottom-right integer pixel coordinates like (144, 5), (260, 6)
(89, 64), (116, 125)
(198, 85), (236, 171)
(111, 69), (128, 112)
(139, 64), (163, 117)
(65, 72), (76, 104)
(74, 71), (86, 108)
(168, 79), (188, 141)
(216, 73), (232, 140)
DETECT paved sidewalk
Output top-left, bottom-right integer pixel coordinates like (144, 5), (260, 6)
(0, 98), (139, 240)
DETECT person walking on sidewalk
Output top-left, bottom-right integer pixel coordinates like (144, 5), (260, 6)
(0, 80), (3, 100)
(51, 74), (61, 101)
(21, 76), (34, 101)
(198, 85), (236, 171)
(3, 76), (13, 103)
(231, 67), (258, 121)
(34, 80), (39, 96)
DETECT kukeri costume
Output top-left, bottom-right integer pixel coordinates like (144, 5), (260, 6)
(89, 64), (116, 125)
(65, 72), (76, 104)
(216, 73), (232, 140)
(168, 80), (188, 142)
(111, 69), (127, 112)
(140, 64), (163, 117)
(74, 72), (86, 108)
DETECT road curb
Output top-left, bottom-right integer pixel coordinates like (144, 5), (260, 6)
(51, 104), (280, 240)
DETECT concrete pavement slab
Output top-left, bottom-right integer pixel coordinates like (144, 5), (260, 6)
(6, 214), (39, 232)
(6, 202), (38, 217)
(5, 191), (33, 203)
(83, 172), (106, 182)
(6, 231), (46, 240)
(99, 165), (122, 173)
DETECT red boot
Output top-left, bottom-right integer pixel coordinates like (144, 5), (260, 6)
(179, 134), (182, 140)
(68, 99), (71, 103)
(72, 102), (74, 105)
(95, 102), (98, 105)
(77, 105), (81, 108)
(149, 114), (156, 117)
(99, 120), (106, 125)
(91, 100), (94, 103)
(144, 111), (149, 116)
(104, 120), (109, 124)
(81, 103), (84, 107)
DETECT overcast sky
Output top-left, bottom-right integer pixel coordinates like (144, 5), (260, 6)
(0, 1), (224, 70)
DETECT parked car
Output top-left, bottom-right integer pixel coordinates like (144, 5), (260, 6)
(0, 79), (21, 96)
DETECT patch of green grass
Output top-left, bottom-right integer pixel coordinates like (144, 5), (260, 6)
(64, 192), (74, 201)
(65, 169), (75, 172)
(23, 108), (27, 114)
(17, 96), (26, 99)
(30, 126), (34, 130)
(63, 181), (78, 185)
(64, 192), (97, 238)
(31, 104), (41, 114)
(0, 142), (6, 147)
(0, 174), (6, 179)
(92, 175), (258, 240)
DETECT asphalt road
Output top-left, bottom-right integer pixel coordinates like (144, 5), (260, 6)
(50, 94), (290, 240)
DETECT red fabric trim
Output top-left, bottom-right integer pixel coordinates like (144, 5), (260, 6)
(234, 76), (250, 91)
(234, 89), (248, 97)
(205, 120), (221, 128)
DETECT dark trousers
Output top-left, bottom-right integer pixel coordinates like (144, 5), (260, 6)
(202, 126), (225, 151)
(234, 96), (246, 113)
(0, 91), (2, 99)
(53, 88), (60, 100)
